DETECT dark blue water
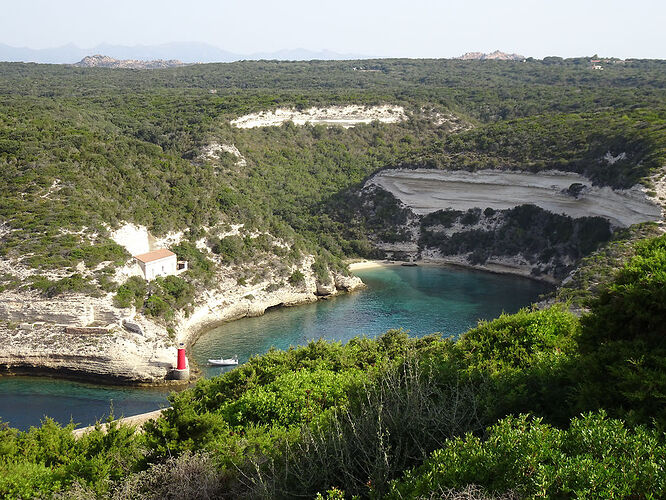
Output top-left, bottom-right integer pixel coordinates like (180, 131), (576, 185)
(0, 378), (171, 430)
(0, 266), (549, 430)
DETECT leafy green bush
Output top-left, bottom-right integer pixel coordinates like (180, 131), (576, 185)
(29, 274), (96, 298)
(552, 223), (662, 307)
(454, 306), (581, 427)
(113, 276), (147, 309)
(389, 412), (666, 499)
(0, 418), (144, 499)
(210, 235), (245, 261)
(143, 332), (428, 458)
(171, 241), (215, 284)
(456, 306), (579, 372)
(566, 234), (666, 427)
(288, 269), (305, 285)
(312, 258), (330, 283)
(144, 295), (173, 321)
(248, 358), (485, 498)
(580, 234), (666, 349)
(68, 241), (129, 268)
(154, 275), (195, 311)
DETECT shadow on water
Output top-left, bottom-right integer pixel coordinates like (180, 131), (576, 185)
(0, 376), (171, 431)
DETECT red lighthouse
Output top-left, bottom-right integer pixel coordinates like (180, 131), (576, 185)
(177, 343), (187, 370)
(169, 342), (190, 381)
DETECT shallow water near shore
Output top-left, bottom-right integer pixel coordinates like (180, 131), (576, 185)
(194, 266), (550, 377)
(0, 266), (550, 430)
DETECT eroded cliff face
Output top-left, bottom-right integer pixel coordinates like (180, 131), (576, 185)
(0, 290), (125, 326)
(0, 252), (363, 384)
(0, 321), (174, 384)
(368, 169), (661, 227)
(358, 168), (663, 281)
(230, 105), (407, 129)
(174, 255), (363, 345)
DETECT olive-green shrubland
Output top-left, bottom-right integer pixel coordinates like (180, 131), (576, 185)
(0, 57), (665, 498)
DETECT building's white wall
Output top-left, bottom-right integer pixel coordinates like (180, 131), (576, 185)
(143, 255), (178, 280)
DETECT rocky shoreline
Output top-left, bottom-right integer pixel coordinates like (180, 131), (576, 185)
(0, 260), (364, 386)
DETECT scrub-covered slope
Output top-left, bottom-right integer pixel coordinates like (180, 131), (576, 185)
(0, 57), (664, 382)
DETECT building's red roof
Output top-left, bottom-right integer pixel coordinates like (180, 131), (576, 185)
(134, 248), (175, 263)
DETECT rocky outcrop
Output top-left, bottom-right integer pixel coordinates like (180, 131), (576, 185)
(316, 280), (337, 296)
(0, 290), (125, 326)
(333, 272), (364, 291)
(356, 168), (665, 281)
(230, 105), (407, 129)
(0, 250), (365, 384)
(456, 51), (525, 61)
(74, 55), (185, 69)
(200, 142), (247, 167)
(0, 323), (175, 384)
(368, 169), (661, 228)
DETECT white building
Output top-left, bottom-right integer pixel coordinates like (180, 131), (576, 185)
(134, 249), (187, 281)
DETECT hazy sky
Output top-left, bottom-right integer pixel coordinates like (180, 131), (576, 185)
(2, 0), (664, 59)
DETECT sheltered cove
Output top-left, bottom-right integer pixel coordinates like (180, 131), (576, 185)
(1, 170), (662, 386)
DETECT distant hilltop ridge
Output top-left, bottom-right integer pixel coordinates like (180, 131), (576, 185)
(73, 54), (186, 69)
(457, 50), (525, 61)
(0, 42), (370, 64)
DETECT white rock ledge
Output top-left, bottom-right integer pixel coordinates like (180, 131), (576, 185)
(369, 168), (662, 227)
(230, 105), (407, 129)
(0, 270), (365, 385)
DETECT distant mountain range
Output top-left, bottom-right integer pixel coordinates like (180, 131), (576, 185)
(0, 42), (371, 64)
(456, 50), (525, 61)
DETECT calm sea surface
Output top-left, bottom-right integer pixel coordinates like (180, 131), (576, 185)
(0, 266), (550, 430)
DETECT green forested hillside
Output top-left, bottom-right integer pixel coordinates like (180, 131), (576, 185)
(0, 57), (665, 497)
(1, 58), (664, 288)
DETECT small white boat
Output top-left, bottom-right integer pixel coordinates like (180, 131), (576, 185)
(208, 355), (239, 366)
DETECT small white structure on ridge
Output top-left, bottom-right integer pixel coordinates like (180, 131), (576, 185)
(134, 249), (188, 281)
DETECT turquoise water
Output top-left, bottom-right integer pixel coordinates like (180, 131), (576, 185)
(194, 266), (550, 378)
(0, 266), (550, 430)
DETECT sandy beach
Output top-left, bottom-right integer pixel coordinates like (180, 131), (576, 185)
(348, 260), (403, 270)
(348, 257), (558, 284)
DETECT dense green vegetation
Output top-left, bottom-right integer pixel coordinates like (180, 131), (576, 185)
(419, 204), (612, 278)
(0, 56), (665, 497)
(1, 233), (665, 498)
(412, 108), (666, 188)
(552, 222), (663, 307)
(1, 57), (664, 291)
(390, 413), (665, 498)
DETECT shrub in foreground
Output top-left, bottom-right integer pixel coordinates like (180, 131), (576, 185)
(242, 358), (486, 498)
(389, 412), (666, 499)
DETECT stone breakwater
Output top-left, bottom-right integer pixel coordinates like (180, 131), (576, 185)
(0, 265), (364, 385)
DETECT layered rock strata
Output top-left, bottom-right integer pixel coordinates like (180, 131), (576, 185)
(0, 261), (363, 384)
